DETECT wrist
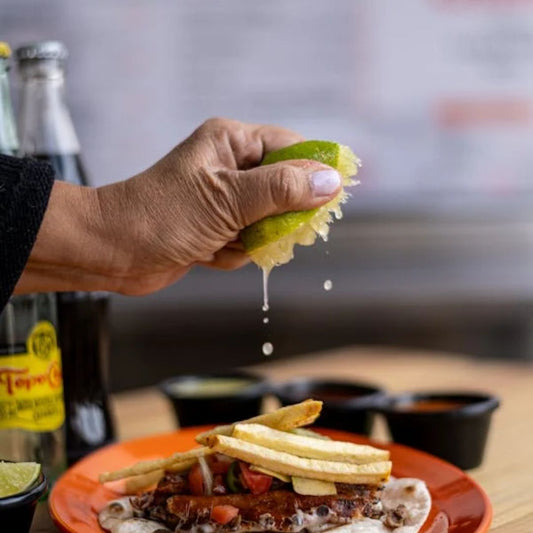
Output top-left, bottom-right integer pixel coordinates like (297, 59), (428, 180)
(95, 175), (193, 295)
(15, 181), (120, 293)
(94, 180), (141, 282)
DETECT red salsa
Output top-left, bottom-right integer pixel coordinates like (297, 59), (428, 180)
(395, 400), (467, 412)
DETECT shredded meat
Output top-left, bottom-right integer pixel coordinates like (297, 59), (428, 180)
(133, 473), (188, 514)
(383, 504), (408, 529)
(132, 476), (383, 532)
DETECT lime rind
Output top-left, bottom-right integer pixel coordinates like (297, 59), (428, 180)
(241, 208), (318, 252)
(261, 140), (339, 167)
(242, 140), (360, 271)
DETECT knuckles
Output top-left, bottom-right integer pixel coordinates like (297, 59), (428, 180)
(199, 117), (236, 137)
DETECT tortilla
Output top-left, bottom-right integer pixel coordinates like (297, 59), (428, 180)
(98, 477), (431, 533)
(98, 497), (170, 533)
(328, 478), (431, 533)
(381, 478), (431, 532)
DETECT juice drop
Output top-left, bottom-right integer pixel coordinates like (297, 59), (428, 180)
(262, 267), (271, 312)
(260, 269), (272, 355)
(262, 342), (274, 356)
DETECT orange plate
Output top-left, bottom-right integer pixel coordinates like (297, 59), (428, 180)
(49, 427), (492, 533)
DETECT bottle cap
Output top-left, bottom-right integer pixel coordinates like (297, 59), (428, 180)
(0, 42), (12, 59)
(15, 41), (68, 62)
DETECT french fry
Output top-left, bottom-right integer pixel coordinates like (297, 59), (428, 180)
(290, 427), (331, 440)
(195, 399), (323, 445)
(99, 446), (212, 483)
(233, 423), (389, 464)
(292, 476), (337, 496)
(166, 458), (200, 473)
(124, 469), (164, 493)
(206, 434), (391, 485)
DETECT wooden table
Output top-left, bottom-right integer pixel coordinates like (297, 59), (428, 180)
(32, 346), (533, 532)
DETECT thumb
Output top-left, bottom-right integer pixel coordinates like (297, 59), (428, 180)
(233, 160), (342, 227)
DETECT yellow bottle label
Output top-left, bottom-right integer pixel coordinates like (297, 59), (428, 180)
(0, 321), (65, 431)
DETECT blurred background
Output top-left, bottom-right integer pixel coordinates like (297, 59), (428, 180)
(4, 0), (533, 390)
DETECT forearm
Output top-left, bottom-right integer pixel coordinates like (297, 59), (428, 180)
(14, 181), (126, 294)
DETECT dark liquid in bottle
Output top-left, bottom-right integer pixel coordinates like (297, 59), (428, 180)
(57, 291), (115, 465)
(32, 153), (115, 465)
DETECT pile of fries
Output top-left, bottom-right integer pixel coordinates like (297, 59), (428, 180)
(99, 400), (392, 494)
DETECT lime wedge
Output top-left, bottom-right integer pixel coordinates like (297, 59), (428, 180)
(241, 140), (360, 271)
(0, 461), (41, 498)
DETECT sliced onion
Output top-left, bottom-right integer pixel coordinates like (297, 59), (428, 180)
(198, 456), (213, 496)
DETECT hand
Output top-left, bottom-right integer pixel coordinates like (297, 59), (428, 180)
(17, 118), (342, 295)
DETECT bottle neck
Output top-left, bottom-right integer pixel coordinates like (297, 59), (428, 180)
(18, 59), (80, 156)
(0, 59), (19, 155)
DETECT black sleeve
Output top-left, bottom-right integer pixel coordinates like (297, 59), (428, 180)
(0, 154), (55, 310)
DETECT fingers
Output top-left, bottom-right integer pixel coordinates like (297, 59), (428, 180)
(112, 267), (191, 296)
(229, 160), (342, 227)
(199, 246), (251, 271)
(192, 117), (305, 170)
(225, 239), (245, 251)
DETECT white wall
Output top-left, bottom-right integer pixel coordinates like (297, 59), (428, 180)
(4, 0), (533, 214)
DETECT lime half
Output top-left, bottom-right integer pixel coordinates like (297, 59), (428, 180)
(0, 461), (41, 498)
(241, 140), (360, 271)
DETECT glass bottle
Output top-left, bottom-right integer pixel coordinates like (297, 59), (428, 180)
(16, 41), (116, 465)
(0, 42), (66, 484)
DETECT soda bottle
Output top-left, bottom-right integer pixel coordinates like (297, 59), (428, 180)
(0, 41), (66, 484)
(16, 41), (116, 465)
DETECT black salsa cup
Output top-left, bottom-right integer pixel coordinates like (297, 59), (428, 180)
(159, 371), (269, 427)
(272, 378), (386, 436)
(0, 467), (47, 533)
(375, 391), (500, 470)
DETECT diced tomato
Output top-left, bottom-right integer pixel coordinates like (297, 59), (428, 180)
(209, 453), (233, 474)
(239, 462), (273, 495)
(188, 463), (205, 495)
(211, 505), (239, 525)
